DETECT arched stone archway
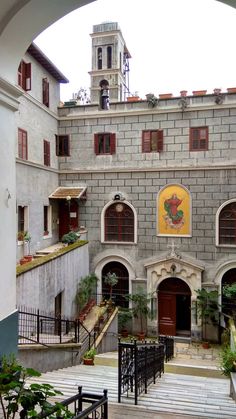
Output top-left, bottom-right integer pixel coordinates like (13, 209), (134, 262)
(102, 261), (129, 307)
(0, 0), (95, 357)
(0, 0), (235, 355)
(145, 256), (204, 339)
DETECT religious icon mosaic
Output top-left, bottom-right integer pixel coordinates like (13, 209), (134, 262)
(157, 184), (191, 236)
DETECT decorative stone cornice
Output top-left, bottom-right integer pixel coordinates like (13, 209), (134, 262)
(0, 76), (22, 111)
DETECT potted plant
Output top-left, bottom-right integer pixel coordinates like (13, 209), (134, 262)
(104, 272), (118, 305)
(74, 273), (98, 318)
(83, 348), (96, 365)
(118, 308), (132, 337)
(146, 93), (159, 108)
(128, 286), (152, 340)
(196, 288), (220, 346)
(222, 282), (236, 321)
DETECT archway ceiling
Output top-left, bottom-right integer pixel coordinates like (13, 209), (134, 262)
(0, 0), (96, 82)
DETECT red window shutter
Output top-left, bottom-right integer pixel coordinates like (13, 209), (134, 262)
(25, 63), (31, 91)
(44, 140), (50, 166)
(94, 134), (99, 155)
(18, 62), (23, 87)
(47, 141), (50, 165)
(142, 131), (151, 152)
(157, 130), (164, 152)
(43, 78), (49, 107)
(55, 135), (59, 155)
(110, 133), (116, 154)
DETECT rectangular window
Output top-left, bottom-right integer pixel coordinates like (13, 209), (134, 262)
(43, 205), (52, 237)
(142, 130), (163, 152)
(42, 77), (49, 107)
(56, 135), (70, 156)
(17, 206), (29, 241)
(94, 133), (116, 155)
(18, 128), (28, 160)
(18, 60), (31, 91)
(43, 140), (50, 166)
(190, 127), (208, 151)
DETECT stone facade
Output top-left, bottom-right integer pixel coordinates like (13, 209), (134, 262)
(57, 94), (236, 339)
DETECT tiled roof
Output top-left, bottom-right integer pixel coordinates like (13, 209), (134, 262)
(49, 187), (87, 199)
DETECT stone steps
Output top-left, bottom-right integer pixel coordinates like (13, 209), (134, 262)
(28, 363), (236, 418)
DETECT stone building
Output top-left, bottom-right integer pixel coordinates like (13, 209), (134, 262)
(15, 21), (236, 342)
(57, 78), (236, 341)
(16, 43), (69, 262)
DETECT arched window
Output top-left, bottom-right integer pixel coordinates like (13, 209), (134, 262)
(97, 47), (102, 70)
(104, 202), (134, 242)
(219, 201), (236, 245)
(107, 46), (112, 68)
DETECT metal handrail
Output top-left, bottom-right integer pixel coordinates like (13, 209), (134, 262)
(35, 386), (108, 419)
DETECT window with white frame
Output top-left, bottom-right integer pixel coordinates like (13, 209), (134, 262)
(101, 201), (137, 243)
(43, 205), (52, 237)
(218, 201), (236, 246)
(17, 206), (29, 242)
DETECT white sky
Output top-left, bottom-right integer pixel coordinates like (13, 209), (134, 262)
(35, 0), (236, 101)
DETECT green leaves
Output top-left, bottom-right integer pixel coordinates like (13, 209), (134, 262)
(0, 356), (65, 419)
(219, 345), (236, 376)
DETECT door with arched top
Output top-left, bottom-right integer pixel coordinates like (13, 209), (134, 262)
(158, 277), (191, 336)
(102, 261), (129, 308)
(221, 268), (236, 318)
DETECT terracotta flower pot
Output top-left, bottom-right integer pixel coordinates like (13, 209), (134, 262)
(227, 87), (236, 93)
(83, 358), (94, 366)
(137, 332), (145, 341)
(202, 341), (210, 349)
(24, 255), (33, 262)
(159, 93), (173, 99)
(192, 90), (207, 96)
(127, 96), (140, 102)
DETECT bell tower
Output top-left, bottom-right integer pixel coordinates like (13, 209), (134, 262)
(89, 22), (131, 106)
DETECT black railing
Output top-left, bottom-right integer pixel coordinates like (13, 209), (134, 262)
(158, 335), (174, 362)
(118, 339), (164, 405)
(34, 386), (108, 419)
(18, 306), (98, 352)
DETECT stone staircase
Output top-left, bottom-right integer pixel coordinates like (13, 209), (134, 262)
(28, 361), (236, 418)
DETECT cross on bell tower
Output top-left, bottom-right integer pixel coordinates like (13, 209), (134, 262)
(89, 22), (131, 105)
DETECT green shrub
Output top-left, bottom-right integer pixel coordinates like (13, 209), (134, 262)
(61, 231), (79, 244)
(219, 345), (236, 376)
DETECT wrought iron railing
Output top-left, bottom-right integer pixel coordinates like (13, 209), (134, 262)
(18, 306), (98, 351)
(158, 335), (174, 362)
(118, 339), (165, 405)
(34, 386), (108, 419)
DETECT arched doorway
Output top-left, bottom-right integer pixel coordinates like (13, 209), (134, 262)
(102, 261), (129, 308)
(158, 278), (191, 337)
(221, 268), (236, 318)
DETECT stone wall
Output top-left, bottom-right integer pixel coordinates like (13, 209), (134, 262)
(16, 242), (89, 319)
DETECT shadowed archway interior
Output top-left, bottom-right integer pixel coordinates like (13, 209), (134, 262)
(158, 277), (191, 337)
(102, 261), (129, 308)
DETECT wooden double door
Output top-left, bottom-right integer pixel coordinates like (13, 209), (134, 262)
(158, 278), (191, 337)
